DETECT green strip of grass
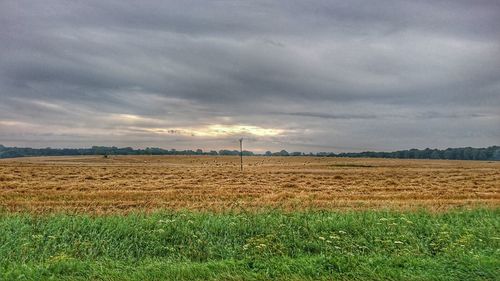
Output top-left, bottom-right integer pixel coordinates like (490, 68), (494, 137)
(1, 209), (499, 280)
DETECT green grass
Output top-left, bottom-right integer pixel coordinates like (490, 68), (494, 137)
(0, 209), (498, 280)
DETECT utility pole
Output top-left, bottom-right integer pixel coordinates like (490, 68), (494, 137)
(239, 138), (243, 171)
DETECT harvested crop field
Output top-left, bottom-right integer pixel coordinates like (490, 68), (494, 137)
(1, 156), (499, 213)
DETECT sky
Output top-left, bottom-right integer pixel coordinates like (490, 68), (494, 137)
(1, 0), (499, 153)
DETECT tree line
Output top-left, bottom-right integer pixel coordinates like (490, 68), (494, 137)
(0, 144), (499, 161)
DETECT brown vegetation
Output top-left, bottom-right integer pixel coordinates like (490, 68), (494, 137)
(0, 155), (499, 213)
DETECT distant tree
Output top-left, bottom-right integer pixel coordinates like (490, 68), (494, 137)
(265, 151), (272, 156)
(463, 147), (473, 160)
(279, 150), (289, 156)
(430, 150), (441, 159)
(242, 150), (254, 156)
(443, 149), (455, 160)
(422, 148), (432, 159)
(493, 149), (500, 161)
(219, 150), (240, 156)
(476, 150), (487, 160)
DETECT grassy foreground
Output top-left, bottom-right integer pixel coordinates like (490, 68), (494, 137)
(0, 209), (498, 280)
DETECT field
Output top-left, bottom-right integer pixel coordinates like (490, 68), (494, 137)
(0, 156), (499, 213)
(0, 156), (499, 280)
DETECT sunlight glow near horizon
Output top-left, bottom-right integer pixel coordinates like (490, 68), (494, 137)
(194, 125), (284, 137)
(111, 115), (283, 137)
(143, 124), (284, 137)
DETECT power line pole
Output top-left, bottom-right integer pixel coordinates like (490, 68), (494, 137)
(239, 138), (243, 171)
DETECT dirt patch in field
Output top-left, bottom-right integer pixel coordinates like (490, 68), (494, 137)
(0, 156), (499, 213)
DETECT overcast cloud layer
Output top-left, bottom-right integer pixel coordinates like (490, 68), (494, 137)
(1, 0), (499, 152)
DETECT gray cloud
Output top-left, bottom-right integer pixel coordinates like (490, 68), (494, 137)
(0, 0), (499, 152)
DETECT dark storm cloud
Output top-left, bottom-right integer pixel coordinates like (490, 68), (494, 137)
(0, 0), (499, 152)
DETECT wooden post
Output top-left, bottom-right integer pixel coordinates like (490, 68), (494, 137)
(239, 138), (243, 171)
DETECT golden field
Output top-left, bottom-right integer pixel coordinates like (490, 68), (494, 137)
(0, 155), (499, 213)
